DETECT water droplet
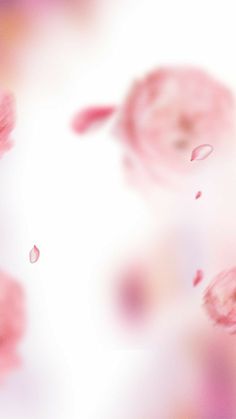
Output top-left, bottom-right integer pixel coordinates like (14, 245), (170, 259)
(193, 269), (204, 287)
(72, 106), (116, 134)
(190, 144), (213, 161)
(195, 191), (202, 200)
(29, 245), (40, 264)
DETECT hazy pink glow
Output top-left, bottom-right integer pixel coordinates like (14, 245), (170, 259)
(204, 267), (236, 332)
(29, 245), (40, 264)
(0, 271), (25, 380)
(197, 338), (236, 419)
(117, 264), (150, 324)
(72, 106), (116, 134)
(115, 66), (234, 184)
(193, 269), (204, 287)
(0, 0), (98, 14)
(190, 144), (213, 161)
(195, 190), (202, 200)
(0, 92), (15, 158)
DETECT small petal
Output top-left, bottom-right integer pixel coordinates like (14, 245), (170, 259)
(195, 191), (202, 200)
(190, 144), (214, 161)
(29, 245), (40, 264)
(72, 106), (116, 134)
(193, 269), (204, 287)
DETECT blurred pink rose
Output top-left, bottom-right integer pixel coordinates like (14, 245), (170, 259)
(204, 267), (236, 332)
(0, 271), (25, 380)
(0, 92), (15, 158)
(115, 66), (235, 184)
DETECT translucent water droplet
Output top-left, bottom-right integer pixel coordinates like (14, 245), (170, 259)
(195, 191), (202, 200)
(190, 144), (213, 161)
(72, 106), (116, 134)
(29, 245), (40, 264)
(193, 269), (204, 287)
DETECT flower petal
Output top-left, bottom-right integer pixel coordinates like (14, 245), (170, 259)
(72, 106), (116, 134)
(29, 245), (40, 264)
(193, 269), (204, 287)
(190, 144), (214, 161)
(195, 191), (202, 200)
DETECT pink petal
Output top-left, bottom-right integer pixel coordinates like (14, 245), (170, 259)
(193, 269), (204, 287)
(29, 245), (40, 264)
(195, 191), (202, 200)
(72, 106), (116, 134)
(190, 144), (214, 161)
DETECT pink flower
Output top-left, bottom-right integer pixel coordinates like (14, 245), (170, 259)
(0, 92), (15, 158)
(115, 66), (235, 184)
(204, 267), (236, 332)
(0, 271), (25, 380)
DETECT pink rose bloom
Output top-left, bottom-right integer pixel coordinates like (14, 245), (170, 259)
(204, 267), (236, 333)
(0, 271), (25, 380)
(0, 92), (15, 158)
(115, 66), (235, 184)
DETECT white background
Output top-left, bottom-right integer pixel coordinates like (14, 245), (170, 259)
(1, 0), (236, 417)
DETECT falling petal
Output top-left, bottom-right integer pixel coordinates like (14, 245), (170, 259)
(195, 191), (202, 200)
(193, 269), (204, 287)
(29, 245), (40, 264)
(190, 144), (213, 161)
(72, 106), (116, 134)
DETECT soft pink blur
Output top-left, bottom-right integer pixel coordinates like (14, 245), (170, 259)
(0, 271), (25, 381)
(0, 0), (102, 84)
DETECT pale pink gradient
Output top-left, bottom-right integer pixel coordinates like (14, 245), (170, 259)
(196, 335), (236, 419)
(204, 267), (236, 332)
(0, 92), (15, 158)
(115, 66), (235, 185)
(0, 271), (25, 380)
